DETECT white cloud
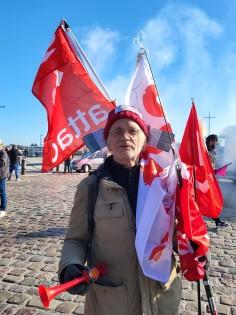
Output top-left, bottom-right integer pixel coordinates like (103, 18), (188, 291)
(80, 26), (120, 75)
(105, 75), (130, 104)
(139, 3), (222, 72)
(131, 3), (226, 140)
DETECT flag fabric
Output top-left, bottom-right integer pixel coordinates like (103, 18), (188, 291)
(125, 51), (177, 282)
(32, 22), (115, 172)
(214, 162), (232, 176)
(136, 148), (178, 282)
(179, 103), (223, 218)
(176, 163), (209, 281)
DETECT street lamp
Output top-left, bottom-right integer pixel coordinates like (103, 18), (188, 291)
(40, 134), (43, 147)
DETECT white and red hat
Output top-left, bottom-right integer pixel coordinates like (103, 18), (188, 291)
(104, 105), (148, 139)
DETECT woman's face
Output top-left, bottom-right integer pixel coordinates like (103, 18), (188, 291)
(106, 119), (147, 168)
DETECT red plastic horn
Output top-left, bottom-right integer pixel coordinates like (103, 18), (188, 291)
(38, 264), (106, 308)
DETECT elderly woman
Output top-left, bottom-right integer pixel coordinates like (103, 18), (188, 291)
(58, 105), (181, 315)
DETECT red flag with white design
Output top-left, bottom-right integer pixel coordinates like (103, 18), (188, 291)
(179, 102), (223, 218)
(135, 147), (178, 282)
(125, 51), (174, 168)
(125, 51), (177, 282)
(32, 21), (115, 172)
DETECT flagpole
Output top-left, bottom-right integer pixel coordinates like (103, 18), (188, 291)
(137, 47), (182, 185)
(141, 49), (175, 153)
(60, 20), (113, 102)
(191, 100), (201, 315)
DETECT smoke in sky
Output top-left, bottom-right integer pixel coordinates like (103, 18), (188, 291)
(216, 125), (236, 177)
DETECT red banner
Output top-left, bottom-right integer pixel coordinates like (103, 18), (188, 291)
(176, 164), (209, 281)
(179, 103), (223, 218)
(32, 23), (115, 172)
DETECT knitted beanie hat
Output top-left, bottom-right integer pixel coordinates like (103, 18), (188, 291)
(104, 105), (148, 139)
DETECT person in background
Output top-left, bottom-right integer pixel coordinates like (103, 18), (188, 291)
(64, 155), (73, 173)
(0, 144), (10, 217)
(206, 134), (229, 228)
(58, 105), (181, 315)
(7, 145), (21, 181)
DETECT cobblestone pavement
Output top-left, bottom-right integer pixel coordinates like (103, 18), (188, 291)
(0, 173), (235, 315)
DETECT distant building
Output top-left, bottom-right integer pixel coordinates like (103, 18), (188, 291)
(26, 146), (43, 157)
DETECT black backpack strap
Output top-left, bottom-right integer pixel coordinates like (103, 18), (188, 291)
(87, 169), (102, 249)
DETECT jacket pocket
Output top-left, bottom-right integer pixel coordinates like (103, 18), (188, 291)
(95, 201), (122, 219)
(94, 201), (131, 241)
(86, 283), (128, 315)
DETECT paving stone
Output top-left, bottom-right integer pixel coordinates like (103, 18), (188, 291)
(55, 302), (78, 313)
(1, 305), (19, 314)
(73, 303), (85, 314)
(7, 293), (30, 305)
(181, 291), (197, 301)
(36, 311), (61, 315)
(16, 255), (31, 261)
(24, 270), (40, 278)
(27, 295), (59, 309)
(231, 307), (236, 315)
(0, 259), (15, 266)
(29, 256), (44, 262)
(207, 303), (230, 314)
(27, 262), (44, 271)
(15, 309), (37, 315)
(8, 285), (26, 294)
(0, 281), (9, 290)
(42, 265), (58, 272)
(0, 303), (9, 313)
(185, 301), (198, 312)
(220, 295), (236, 306)
(55, 291), (75, 302)
(20, 278), (36, 287)
(3, 276), (23, 284)
(10, 262), (28, 269)
(8, 269), (26, 277)
(26, 287), (38, 296)
(0, 291), (13, 302)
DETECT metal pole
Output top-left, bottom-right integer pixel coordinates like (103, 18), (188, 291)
(142, 49), (174, 152)
(203, 272), (218, 315)
(40, 134), (43, 147)
(204, 112), (215, 135)
(208, 112), (210, 135)
(197, 280), (201, 315)
(21, 157), (26, 175)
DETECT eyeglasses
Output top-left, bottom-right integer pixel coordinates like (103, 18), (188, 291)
(109, 128), (142, 138)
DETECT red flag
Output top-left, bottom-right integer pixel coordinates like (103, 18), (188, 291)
(176, 164), (209, 281)
(179, 103), (223, 218)
(32, 22), (115, 172)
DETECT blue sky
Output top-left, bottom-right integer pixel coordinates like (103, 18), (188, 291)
(1, 0), (236, 146)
